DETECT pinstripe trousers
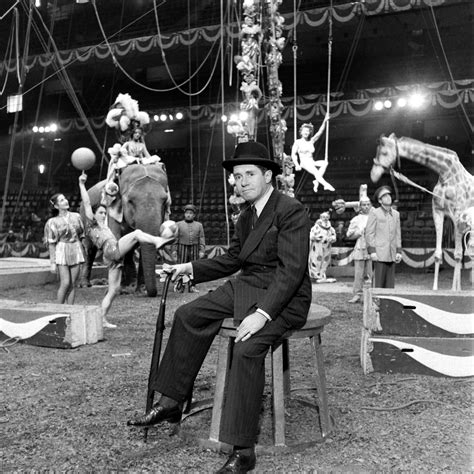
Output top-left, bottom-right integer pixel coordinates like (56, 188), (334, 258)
(152, 279), (294, 447)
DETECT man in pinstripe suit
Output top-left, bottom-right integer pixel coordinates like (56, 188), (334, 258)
(128, 141), (312, 472)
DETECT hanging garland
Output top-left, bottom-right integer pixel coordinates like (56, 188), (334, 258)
(262, 0), (294, 196)
(227, 0), (263, 142)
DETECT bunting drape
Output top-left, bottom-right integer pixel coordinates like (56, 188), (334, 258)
(44, 79), (473, 132)
(0, 0), (454, 75)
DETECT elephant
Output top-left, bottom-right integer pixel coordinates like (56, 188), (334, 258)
(80, 163), (171, 297)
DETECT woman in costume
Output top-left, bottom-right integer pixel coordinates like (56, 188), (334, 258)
(44, 193), (85, 304)
(291, 114), (335, 193)
(308, 211), (337, 281)
(78, 173), (174, 328)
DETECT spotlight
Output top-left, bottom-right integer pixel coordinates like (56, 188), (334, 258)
(229, 114), (238, 122)
(50, 123), (58, 132)
(32, 126), (39, 133)
(164, 129), (174, 133)
(397, 97), (407, 108)
(153, 115), (159, 121)
(160, 114), (167, 121)
(221, 115), (228, 122)
(44, 126), (51, 133)
(175, 112), (183, 120)
(239, 111), (249, 121)
(383, 100), (392, 109)
(408, 93), (425, 109)
(38, 126), (45, 133)
(38, 164), (45, 174)
(374, 101), (384, 111)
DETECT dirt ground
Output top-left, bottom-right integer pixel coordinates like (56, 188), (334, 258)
(1, 269), (472, 472)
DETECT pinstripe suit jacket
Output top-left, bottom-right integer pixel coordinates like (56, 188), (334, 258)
(192, 189), (312, 328)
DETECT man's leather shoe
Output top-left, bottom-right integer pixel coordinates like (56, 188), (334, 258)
(127, 403), (182, 427)
(216, 449), (256, 473)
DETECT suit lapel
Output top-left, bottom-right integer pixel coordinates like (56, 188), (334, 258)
(238, 190), (279, 262)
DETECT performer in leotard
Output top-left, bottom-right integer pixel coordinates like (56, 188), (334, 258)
(291, 113), (335, 193)
(78, 173), (174, 328)
(44, 194), (85, 304)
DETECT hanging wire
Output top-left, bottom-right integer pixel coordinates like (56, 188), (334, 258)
(151, 0), (222, 96)
(89, 0), (221, 95)
(0, 17), (16, 95)
(221, 0), (230, 246)
(26, 3), (104, 156)
(12, 0), (59, 226)
(428, 4), (473, 136)
(324, 0), (333, 162)
(0, 1), (33, 232)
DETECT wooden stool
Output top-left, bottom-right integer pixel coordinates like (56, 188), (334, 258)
(207, 303), (332, 449)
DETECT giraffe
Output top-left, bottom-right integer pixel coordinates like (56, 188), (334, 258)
(371, 133), (474, 291)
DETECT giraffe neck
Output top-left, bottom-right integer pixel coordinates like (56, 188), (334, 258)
(396, 137), (460, 179)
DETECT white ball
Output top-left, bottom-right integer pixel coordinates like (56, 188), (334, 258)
(160, 220), (177, 238)
(71, 147), (96, 170)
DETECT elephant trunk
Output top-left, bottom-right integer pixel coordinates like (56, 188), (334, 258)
(140, 242), (158, 297)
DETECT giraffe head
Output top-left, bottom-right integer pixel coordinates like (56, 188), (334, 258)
(371, 133), (398, 182)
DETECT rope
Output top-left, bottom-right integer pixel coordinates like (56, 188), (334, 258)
(390, 168), (444, 200)
(324, 0), (333, 162)
(361, 399), (463, 413)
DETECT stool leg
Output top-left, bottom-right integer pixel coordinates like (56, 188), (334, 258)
(282, 339), (290, 397)
(310, 333), (331, 437)
(209, 336), (232, 442)
(272, 344), (286, 447)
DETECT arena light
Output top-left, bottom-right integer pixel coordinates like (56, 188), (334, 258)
(397, 97), (407, 108)
(164, 129), (174, 133)
(153, 115), (159, 121)
(159, 113), (167, 121)
(239, 110), (249, 121)
(38, 126), (45, 133)
(44, 126), (51, 133)
(373, 101), (384, 111)
(38, 164), (45, 174)
(408, 93), (425, 109)
(221, 114), (228, 122)
(32, 126), (39, 133)
(168, 114), (174, 121)
(175, 112), (184, 120)
(229, 113), (238, 122)
(49, 123), (58, 132)
(384, 100), (392, 109)
(7, 94), (22, 113)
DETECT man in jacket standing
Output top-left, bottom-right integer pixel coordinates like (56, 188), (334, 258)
(128, 141), (312, 473)
(346, 195), (372, 302)
(365, 185), (402, 288)
(172, 203), (206, 293)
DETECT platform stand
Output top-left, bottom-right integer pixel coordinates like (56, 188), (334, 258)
(361, 288), (474, 377)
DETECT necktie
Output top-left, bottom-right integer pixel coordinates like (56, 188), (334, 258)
(251, 205), (258, 229)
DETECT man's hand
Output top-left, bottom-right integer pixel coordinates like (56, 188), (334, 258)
(395, 253), (402, 264)
(370, 252), (378, 261)
(78, 173), (87, 185)
(235, 312), (268, 343)
(162, 262), (192, 281)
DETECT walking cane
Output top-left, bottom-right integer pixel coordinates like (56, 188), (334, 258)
(143, 272), (172, 442)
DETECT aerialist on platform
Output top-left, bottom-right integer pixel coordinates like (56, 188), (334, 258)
(127, 141), (312, 473)
(78, 173), (174, 328)
(291, 113), (335, 193)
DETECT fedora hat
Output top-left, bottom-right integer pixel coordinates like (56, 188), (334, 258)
(374, 185), (392, 201)
(222, 141), (281, 175)
(183, 203), (197, 213)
